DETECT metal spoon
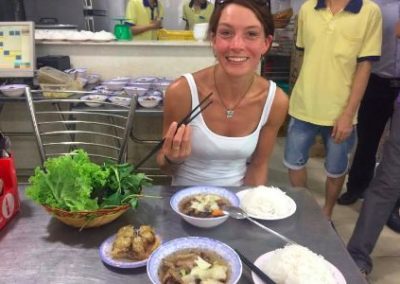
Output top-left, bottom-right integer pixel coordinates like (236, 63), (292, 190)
(223, 206), (297, 245)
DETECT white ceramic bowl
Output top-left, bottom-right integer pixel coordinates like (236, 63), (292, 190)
(137, 95), (162, 108)
(130, 76), (158, 89)
(108, 96), (131, 106)
(87, 74), (101, 84)
(0, 84), (27, 97)
(123, 86), (148, 96)
(64, 68), (88, 79)
(101, 80), (126, 91)
(193, 23), (209, 41)
(147, 236), (242, 284)
(152, 78), (172, 92)
(170, 186), (240, 228)
(80, 94), (108, 107)
(110, 76), (131, 83)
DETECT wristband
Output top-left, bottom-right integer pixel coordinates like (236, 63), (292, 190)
(164, 154), (184, 165)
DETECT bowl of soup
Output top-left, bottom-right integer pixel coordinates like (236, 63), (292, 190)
(170, 186), (239, 228)
(147, 236), (242, 284)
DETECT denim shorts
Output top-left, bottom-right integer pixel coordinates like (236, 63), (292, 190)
(283, 117), (356, 177)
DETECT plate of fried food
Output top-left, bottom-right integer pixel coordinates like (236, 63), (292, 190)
(99, 224), (161, 268)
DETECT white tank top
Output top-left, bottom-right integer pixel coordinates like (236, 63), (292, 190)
(171, 73), (277, 186)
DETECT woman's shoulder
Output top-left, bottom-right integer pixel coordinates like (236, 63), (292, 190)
(165, 76), (191, 100)
(256, 79), (288, 111)
(269, 81), (288, 106)
(191, 67), (215, 95)
(269, 84), (289, 120)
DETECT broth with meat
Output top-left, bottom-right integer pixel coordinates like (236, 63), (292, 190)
(179, 194), (231, 218)
(158, 248), (230, 284)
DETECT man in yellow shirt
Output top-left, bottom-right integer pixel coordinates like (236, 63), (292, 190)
(283, 0), (382, 219)
(182, 0), (214, 30)
(125, 0), (164, 40)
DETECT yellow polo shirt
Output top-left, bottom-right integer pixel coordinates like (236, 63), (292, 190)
(182, 1), (214, 30)
(125, 0), (164, 40)
(289, 0), (382, 126)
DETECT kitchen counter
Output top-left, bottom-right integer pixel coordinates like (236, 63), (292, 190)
(36, 39), (212, 47)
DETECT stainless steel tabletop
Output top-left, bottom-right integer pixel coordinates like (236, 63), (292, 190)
(0, 186), (366, 284)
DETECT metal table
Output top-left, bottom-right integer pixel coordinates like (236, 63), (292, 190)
(0, 186), (366, 284)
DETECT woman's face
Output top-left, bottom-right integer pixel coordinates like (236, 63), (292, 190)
(211, 4), (272, 77)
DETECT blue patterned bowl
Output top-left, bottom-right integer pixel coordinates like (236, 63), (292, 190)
(147, 236), (242, 284)
(170, 186), (240, 228)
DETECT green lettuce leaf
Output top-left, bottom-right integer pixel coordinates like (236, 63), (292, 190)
(26, 149), (108, 211)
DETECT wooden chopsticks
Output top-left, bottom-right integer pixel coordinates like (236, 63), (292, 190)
(133, 92), (213, 170)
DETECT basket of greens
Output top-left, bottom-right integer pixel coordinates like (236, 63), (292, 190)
(26, 149), (151, 229)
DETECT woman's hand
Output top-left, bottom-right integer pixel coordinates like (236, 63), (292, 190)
(162, 122), (192, 165)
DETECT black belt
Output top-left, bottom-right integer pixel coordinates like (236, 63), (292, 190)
(389, 79), (400, 88)
(371, 74), (400, 89)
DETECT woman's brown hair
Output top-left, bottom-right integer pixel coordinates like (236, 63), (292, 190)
(208, 0), (274, 38)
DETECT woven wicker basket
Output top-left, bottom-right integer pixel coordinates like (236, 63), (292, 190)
(44, 205), (130, 229)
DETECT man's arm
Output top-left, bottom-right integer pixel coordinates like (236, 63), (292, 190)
(332, 61), (372, 143)
(130, 20), (162, 36)
(125, 0), (162, 36)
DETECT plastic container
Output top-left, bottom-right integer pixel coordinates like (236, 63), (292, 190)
(193, 23), (209, 41)
(40, 83), (70, 98)
(157, 29), (194, 41)
(37, 66), (73, 84)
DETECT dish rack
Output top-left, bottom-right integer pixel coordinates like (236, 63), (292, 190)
(158, 29), (194, 41)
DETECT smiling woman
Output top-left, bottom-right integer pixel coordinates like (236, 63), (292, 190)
(156, 0), (289, 187)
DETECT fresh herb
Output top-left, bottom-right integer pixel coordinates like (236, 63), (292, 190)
(97, 162), (152, 209)
(26, 149), (152, 211)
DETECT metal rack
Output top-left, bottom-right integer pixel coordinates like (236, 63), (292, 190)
(25, 88), (137, 165)
(0, 90), (167, 181)
(263, 17), (295, 92)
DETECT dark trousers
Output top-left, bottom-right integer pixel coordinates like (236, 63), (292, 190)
(347, 96), (400, 273)
(346, 74), (399, 196)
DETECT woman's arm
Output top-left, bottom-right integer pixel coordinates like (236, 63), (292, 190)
(243, 87), (289, 186)
(156, 78), (192, 174)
